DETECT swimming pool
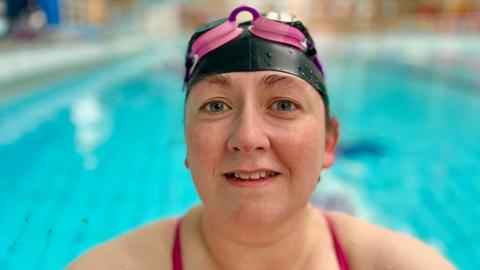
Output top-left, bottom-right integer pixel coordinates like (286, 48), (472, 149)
(0, 42), (479, 269)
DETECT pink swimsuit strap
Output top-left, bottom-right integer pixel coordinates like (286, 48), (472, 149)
(172, 219), (183, 270)
(324, 214), (350, 270)
(172, 215), (350, 270)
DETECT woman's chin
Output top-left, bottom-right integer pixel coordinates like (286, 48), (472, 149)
(224, 201), (290, 228)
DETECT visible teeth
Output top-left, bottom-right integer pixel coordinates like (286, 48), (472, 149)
(229, 171), (277, 180)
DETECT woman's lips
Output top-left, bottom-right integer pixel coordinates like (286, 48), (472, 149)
(224, 171), (280, 187)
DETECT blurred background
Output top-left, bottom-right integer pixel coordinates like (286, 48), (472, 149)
(0, 0), (479, 269)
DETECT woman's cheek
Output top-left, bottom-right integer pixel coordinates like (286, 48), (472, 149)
(188, 123), (225, 169)
(277, 121), (324, 176)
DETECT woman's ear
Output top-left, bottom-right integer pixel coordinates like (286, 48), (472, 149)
(322, 118), (339, 169)
(184, 158), (190, 169)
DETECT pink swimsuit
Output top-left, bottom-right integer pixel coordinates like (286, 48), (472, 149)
(172, 215), (350, 270)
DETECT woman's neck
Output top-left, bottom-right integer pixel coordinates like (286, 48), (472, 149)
(198, 204), (330, 270)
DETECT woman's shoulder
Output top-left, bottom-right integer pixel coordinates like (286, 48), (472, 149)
(67, 218), (178, 270)
(324, 211), (456, 270)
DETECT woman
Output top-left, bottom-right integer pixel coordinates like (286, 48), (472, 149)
(69, 6), (455, 270)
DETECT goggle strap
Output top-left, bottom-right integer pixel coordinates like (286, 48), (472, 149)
(313, 57), (325, 76)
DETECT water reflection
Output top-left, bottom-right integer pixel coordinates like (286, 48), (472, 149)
(70, 94), (111, 170)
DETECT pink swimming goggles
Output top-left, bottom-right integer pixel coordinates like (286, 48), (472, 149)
(186, 5), (324, 79)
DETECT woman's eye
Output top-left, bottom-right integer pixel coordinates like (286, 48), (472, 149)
(271, 100), (298, 112)
(202, 101), (230, 113)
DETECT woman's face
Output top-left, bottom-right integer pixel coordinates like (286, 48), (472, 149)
(184, 71), (339, 226)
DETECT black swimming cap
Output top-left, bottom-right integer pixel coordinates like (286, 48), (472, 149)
(184, 18), (329, 107)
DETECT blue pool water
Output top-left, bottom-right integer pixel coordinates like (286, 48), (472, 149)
(0, 47), (479, 269)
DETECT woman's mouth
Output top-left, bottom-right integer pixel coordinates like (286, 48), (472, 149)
(224, 170), (280, 187)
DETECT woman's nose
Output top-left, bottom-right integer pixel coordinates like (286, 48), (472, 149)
(227, 108), (270, 154)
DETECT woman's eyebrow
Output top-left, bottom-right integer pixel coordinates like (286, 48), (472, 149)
(260, 74), (307, 90)
(203, 74), (232, 88)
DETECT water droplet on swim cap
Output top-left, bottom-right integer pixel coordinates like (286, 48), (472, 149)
(298, 67), (305, 77)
